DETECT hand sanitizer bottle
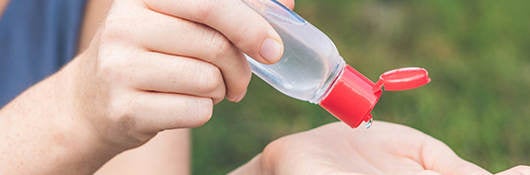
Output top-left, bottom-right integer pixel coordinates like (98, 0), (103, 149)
(244, 0), (431, 128)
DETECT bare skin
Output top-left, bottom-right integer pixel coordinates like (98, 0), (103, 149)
(78, 1), (190, 174)
(0, 0), (188, 174)
(231, 122), (530, 175)
(231, 121), (490, 175)
(1, 0), (527, 175)
(0, 0), (8, 18)
(0, 0), (292, 174)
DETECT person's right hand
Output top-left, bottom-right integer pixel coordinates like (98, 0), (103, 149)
(67, 0), (294, 152)
(1, 0), (297, 174)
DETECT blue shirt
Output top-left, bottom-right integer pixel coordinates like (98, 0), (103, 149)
(0, 0), (87, 106)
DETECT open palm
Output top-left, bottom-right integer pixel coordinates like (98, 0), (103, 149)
(232, 121), (493, 175)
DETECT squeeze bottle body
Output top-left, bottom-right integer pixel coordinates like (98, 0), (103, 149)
(244, 0), (430, 128)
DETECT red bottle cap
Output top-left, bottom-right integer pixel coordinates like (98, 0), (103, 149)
(375, 67), (431, 91)
(319, 66), (430, 128)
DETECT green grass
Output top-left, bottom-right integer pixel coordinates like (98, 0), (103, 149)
(193, 0), (530, 174)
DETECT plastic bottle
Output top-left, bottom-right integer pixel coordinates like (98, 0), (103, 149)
(244, 0), (431, 128)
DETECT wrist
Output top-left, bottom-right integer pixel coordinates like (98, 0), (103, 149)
(50, 55), (138, 173)
(59, 55), (127, 155)
(0, 59), (121, 174)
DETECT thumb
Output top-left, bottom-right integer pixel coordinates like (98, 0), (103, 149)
(419, 139), (491, 175)
(229, 154), (265, 175)
(495, 166), (530, 175)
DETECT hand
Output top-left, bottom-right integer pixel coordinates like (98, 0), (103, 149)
(68, 0), (294, 150)
(0, 0), (294, 174)
(496, 166), (530, 175)
(231, 121), (492, 175)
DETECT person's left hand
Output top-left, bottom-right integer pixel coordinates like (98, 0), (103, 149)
(231, 121), (491, 175)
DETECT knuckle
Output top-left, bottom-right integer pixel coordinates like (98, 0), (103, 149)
(100, 18), (132, 44)
(230, 26), (250, 46)
(97, 55), (128, 83)
(231, 25), (262, 55)
(232, 66), (252, 93)
(196, 64), (223, 93)
(96, 47), (139, 84)
(187, 98), (213, 127)
(193, 0), (215, 22)
(204, 30), (233, 60)
(223, 62), (251, 102)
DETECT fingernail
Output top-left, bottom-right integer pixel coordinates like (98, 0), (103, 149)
(260, 38), (283, 64)
(227, 95), (237, 102)
(230, 90), (247, 103)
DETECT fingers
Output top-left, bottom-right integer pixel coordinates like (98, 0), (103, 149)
(419, 139), (492, 175)
(496, 166), (530, 175)
(128, 9), (251, 101)
(445, 161), (491, 175)
(104, 4), (251, 102)
(229, 153), (369, 175)
(127, 91), (213, 132)
(131, 52), (226, 104)
(352, 121), (491, 175)
(144, 0), (284, 64)
(97, 46), (227, 103)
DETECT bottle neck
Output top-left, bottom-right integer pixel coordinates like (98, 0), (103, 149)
(318, 65), (382, 128)
(310, 56), (346, 103)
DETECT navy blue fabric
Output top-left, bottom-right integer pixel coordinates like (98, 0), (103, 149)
(0, 0), (87, 106)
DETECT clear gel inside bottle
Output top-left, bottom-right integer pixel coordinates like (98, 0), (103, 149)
(244, 0), (431, 128)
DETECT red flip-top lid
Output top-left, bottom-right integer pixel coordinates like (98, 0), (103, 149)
(319, 66), (430, 128)
(375, 67), (431, 91)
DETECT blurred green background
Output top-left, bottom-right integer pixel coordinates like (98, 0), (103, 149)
(193, 0), (530, 174)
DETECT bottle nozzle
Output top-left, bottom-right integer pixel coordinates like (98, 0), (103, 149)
(364, 116), (374, 129)
(320, 66), (431, 128)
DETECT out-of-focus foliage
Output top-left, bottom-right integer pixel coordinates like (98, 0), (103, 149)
(193, 0), (530, 174)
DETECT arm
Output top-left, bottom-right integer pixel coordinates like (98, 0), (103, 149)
(0, 57), (190, 174)
(95, 129), (190, 175)
(80, 1), (190, 174)
(0, 0), (294, 173)
(0, 68), (111, 174)
(91, 0), (293, 174)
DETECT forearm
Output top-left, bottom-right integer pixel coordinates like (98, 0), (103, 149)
(0, 66), (116, 174)
(95, 129), (190, 175)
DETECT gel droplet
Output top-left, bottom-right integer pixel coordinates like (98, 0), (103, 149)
(365, 118), (373, 129)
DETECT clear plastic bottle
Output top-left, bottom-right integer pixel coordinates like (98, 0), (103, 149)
(245, 0), (430, 128)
